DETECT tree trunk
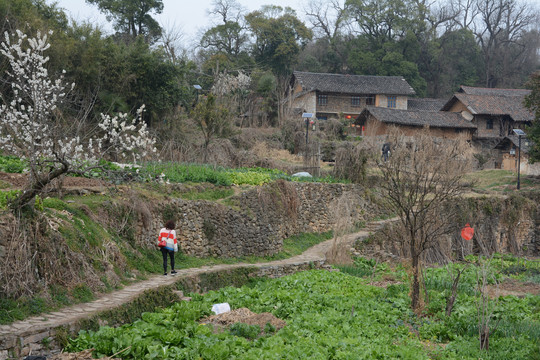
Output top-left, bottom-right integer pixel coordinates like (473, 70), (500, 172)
(480, 327), (489, 350)
(10, 163), (68, 210)
(411, 249), (421, 313)
(445, 269), (463, 317)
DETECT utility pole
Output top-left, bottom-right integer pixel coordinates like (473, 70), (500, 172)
(513, 129), (526, 190)
(302, 113), (313, 145)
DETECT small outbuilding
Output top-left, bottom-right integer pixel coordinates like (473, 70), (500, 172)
(355, 106), (477, 140)
(494, 135), (540, 175)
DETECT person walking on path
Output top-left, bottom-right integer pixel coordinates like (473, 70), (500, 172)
(382, 142), (391, 162)
(158, 220), (178, 275)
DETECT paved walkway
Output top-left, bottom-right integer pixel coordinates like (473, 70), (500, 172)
(0, 218), (393, 341)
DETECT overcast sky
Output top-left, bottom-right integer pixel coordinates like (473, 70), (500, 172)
(50, 0), (308, 45)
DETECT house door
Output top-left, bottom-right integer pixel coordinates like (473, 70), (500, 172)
(501, 154), (516, 171)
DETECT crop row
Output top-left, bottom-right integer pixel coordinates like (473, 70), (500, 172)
(0, 155), (344, 186)
(66, 268), (539, 359)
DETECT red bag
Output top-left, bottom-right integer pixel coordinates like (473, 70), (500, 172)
(158, 230), (171, 247)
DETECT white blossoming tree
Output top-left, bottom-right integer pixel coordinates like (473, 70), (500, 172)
(211, 71), (251, 123)
(0, 30), (156, 209)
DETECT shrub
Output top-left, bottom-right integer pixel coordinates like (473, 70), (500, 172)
(0, 155), (26, 173)
(229, 322), (261, 339)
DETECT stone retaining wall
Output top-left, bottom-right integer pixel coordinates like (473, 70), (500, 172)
(137, 182), (374, 258)
(356, 195), (540, 261)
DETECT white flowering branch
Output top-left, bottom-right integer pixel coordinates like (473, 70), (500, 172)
(0, 30), (156, 209)
(211, 71), (251, 96)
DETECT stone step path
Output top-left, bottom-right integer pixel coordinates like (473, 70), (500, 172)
(0, 218), (397, 358)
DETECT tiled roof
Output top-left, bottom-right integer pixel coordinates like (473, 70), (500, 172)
(494, 135), (531, 153)
(357, 106), (477, 129)
(441, 93), (534, 122)
(292, 71), (416, 96)
(459, 86), (531, 97)
(407, 98), (447, 111)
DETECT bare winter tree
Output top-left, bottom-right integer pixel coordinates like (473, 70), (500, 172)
(208, 0), (246, 24)
(303, 0), (351, 71)
(473, 0), (539, 87)
(476, 257), (500, 351)
(158, 22), (188, 64)
(377, 128), (472, 313)
(449, 0), (480, 30)
(304, 0), (350, 40)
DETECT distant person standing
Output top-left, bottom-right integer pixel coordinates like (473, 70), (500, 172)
(382, 143), (391, 162)
(158, 220), (178, 275)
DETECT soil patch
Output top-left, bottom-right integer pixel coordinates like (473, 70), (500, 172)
(200, 307), (286, 334)
(370, 280), (403, 288)
(48, 349), (120, 359)
(0, 172), (27, 188)
(0, 172), (108, 189)
(487, 279), (540, 298)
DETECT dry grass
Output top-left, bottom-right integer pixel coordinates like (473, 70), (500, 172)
(200, 307), (287, 334)
(326, 192), (362, 265)
(0, 214), (38, 297)
(252, 142), (303, 165)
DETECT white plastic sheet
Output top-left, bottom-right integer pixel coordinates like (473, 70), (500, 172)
(291, 172), (312, 178)
(211, 302), (231, 315)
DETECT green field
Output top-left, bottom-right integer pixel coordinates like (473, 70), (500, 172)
(66, 255), (540, 360)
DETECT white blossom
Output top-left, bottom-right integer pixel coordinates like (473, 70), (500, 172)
(0, 29), (157, 188)
(211, 71), (251, 96)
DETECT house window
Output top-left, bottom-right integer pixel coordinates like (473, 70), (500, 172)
(318, 94), (328, 106)
(351, 96), (361, 107)
(387, 96), (396, 108)
(486, 119), (493, 129)
(366, 95), (375, 105)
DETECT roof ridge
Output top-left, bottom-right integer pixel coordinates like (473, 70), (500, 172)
(461, 85), (529, 92)
(293, 70), (404, 79)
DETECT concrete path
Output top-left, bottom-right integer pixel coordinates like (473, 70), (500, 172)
(0, 218), (394, 347)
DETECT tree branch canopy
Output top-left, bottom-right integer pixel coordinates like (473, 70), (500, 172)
(377, 127), (472, 311)
(86, 0), (164, 41)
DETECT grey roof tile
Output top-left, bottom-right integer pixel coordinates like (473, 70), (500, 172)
(292, 71), (416, 95)
(459, 86), (531, 97)
(357, 107), (477, 129)
(407, 98), (447, 111)
(441, 93), (533, 122)
(494, 135), (531, 153)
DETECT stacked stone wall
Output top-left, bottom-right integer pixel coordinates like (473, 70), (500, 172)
(137, 182), (374, 258)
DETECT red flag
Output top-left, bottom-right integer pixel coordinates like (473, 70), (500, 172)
(461, 223), (474, 241)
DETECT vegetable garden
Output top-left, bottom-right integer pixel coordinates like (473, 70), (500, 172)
(66, 255), (540, 360)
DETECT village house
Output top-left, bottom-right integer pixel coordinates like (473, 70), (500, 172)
(355, 106), (477, 140)
(288, 72), (537, 172)
(288, 71), (416, 120)
(353, 86), (533, 141)
(440, 86), (533, 140)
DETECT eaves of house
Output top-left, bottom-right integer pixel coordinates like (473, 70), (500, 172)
(441, 93), (533, 122)
(356, 106), (477, 129)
